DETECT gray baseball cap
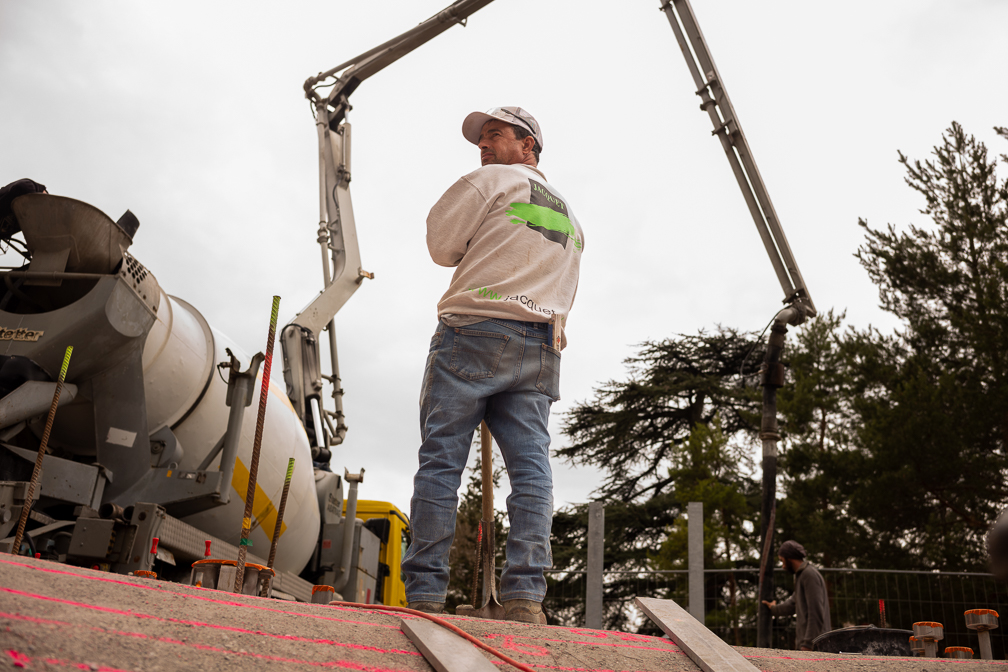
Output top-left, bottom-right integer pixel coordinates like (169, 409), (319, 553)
(778, 540), (807, 560)
(462, 106), (543, 152)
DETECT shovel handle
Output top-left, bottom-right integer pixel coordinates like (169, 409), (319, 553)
(480, 421), (493, 520)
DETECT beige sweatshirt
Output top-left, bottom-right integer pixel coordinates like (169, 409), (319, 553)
(427, 163), (584, 349)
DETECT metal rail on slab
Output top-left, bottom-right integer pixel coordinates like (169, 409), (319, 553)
(155, 508), (313, 601)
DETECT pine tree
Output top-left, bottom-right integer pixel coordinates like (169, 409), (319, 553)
(848, 123), (1008, 568)
(552, 328), (764, 629)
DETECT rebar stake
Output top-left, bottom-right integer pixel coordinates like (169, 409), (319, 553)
(913, 621), (944, 658)
(261, 457), (295, 597)
(965, 609), (998, 660)
(11, 346), (72, 556)
(235, 296), (280, 593)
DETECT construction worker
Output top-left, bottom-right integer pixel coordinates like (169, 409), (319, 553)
(762, 540), (832, 650)
(401, 107), (584, 624)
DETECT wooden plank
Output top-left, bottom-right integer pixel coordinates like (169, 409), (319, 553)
(636, 597), (759, 672)
(399, 617), (498, 672)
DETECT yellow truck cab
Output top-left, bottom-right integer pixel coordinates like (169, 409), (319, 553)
(344, 500), (410, 607)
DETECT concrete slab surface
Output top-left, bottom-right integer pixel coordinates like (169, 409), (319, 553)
(0, 554), (1006, 671)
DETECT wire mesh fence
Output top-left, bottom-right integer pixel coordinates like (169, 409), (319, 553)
(543, 567), (1008, 657)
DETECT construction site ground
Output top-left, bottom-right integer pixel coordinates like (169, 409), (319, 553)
(0, 554), (1004, 671)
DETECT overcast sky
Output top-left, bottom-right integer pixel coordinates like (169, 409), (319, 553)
(3, 0), (1007, 518)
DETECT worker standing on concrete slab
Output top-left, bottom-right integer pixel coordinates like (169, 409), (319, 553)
(401, 106), (584, 624)
(762, 540), (832, 650)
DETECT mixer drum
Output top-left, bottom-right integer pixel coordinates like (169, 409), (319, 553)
(142, 292), (319, 575)
(0, 192), (319, 574)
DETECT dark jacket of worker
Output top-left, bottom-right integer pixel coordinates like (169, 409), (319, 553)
(769, 561), (832, 649)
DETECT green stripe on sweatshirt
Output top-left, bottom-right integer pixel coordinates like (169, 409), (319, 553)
(507, 202), (581, 249)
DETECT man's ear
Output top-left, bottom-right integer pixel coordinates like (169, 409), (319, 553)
(522, 135), (536, 154)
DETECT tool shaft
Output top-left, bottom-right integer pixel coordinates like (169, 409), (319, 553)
(480, 421), (492, 520)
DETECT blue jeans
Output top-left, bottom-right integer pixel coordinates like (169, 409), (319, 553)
(402, 318), (559, 604)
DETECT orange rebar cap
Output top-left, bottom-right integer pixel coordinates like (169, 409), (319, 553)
(944, 646), (973, 659)
(192, 558), (237, 566)
(312, 585), (336, 595)
(965, 608), (999, 617)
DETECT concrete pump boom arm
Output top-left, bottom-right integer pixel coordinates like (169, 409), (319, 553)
(304, 0), (497, 126)
(293, 0), (497, 337)
(660, 0), (816, 322)
(285, 0), (496, 451)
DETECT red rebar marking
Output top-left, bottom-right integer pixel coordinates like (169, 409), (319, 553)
(204, 540), (212, 557)
(150, 537), (159, 555)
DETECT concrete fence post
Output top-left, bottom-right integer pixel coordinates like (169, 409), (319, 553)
(585, 501), (604, 629)
(688, 501), (704, 622)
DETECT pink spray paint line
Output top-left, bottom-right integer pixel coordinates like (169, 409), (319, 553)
(2, 614), (422, 672)
(3, 555), (681, 659)
(2, 610), (690, 672)
(6, 600), (649, 672)
(0, 556), (400, 630)
(1, 602), (684, 672)
(0, 592), (420, 659)
(7, 649), (133, 672)
(3, 557), (687, 670)
(375, 609), (679, 654)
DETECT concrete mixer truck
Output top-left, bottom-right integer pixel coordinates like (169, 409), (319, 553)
(0, 0), (495, 605)
(0, 184), (409, 603)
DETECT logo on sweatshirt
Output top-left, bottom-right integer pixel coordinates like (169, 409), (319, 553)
(506, 179), (582, 251)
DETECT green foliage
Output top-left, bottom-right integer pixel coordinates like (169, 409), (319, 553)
(552, 329), (764, 629)
(846, 122), (1008, 569)
(652, 420), (758, 570)
(550, 123), (1008, 627)
(559, 328), (763, 501)
(775, 310), (872, 568)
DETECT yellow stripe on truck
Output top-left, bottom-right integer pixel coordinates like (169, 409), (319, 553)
(231, 457), (287, 538)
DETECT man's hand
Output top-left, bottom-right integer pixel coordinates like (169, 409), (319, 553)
(761, 600), (776, 608)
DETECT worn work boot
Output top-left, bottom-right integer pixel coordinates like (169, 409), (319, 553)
(408, 601), (445, 614)
(504, 599), (547, 625)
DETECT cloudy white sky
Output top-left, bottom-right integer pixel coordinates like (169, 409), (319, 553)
(3, 0), (1007, 518)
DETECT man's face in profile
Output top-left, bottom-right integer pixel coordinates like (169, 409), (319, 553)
(478, 119), (531, 166)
